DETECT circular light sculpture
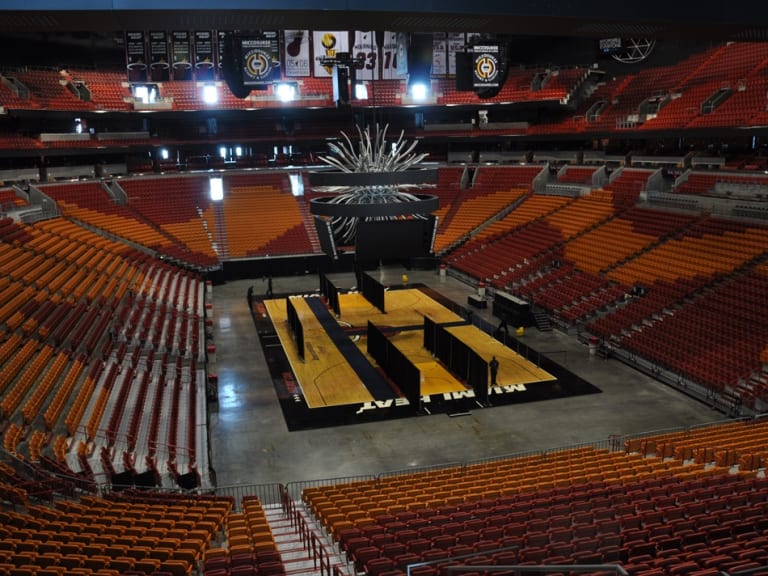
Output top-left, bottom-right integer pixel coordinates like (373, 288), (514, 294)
(308, 124), (438, 246)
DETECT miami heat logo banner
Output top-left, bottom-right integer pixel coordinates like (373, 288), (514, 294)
(473, 44), (500, 88)
(241, 31), (281, 85)
(312, 31), (349, 77)
(284, 30), (310, 77)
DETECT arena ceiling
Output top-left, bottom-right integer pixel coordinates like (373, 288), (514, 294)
(2, 0), (768, 41)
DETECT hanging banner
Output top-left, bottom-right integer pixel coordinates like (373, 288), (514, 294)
(353, 31), (377, 81)
(217, 30), (228, 71)
(241, 31), (281, 85)
(380, 31), (403, 80)
(313, 30), (349, 77)
(447, 32), (465, 76)
(149, 30), (170, 80)
(194, 30), (215, 79)
(171, 30), (192, 80)
(396, 32), (409, 77)
(284, 30), (310, 77)
(432, 32), (447, 77)
(472, 44), (501, 88)
(125, 30), (147, 81)
(352, 31), (403, 81)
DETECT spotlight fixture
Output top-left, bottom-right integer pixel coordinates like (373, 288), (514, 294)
(409, 82), (429, 101)
(275, 82), (297, 102)
(201, 83), (218, 104)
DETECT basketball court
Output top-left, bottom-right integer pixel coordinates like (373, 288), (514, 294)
(254, 283), (599, 430)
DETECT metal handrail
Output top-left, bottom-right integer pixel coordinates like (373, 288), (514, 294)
(441, 565), (630, 576)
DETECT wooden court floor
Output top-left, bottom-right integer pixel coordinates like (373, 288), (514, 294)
(264, 289), (554, 409)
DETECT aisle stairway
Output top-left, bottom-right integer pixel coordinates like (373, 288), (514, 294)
(265, 504), (350, 576)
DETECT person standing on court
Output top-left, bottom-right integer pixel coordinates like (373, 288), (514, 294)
(489, 356), (500, 387)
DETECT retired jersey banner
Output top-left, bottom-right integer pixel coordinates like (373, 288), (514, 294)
(472, 44), (501, 88)
(432, 32), (447, 76)
(353, 31), (377, 81)
(380, 31), (403, 80)
(313, 30), (349, 77)
(241, 31), (281, 85)
(352, 31), (403, 81)
(284, 30), (310, 77)
(447, 32), (465, 76)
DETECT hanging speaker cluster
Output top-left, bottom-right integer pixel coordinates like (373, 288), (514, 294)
(220, 33), (252, 99)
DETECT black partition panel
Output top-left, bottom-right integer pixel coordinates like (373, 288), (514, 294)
(366, 320), (387, 363)
(285, 297), (304, 360)
(367, 321), (421, 412)
(468, 351), (489, 405)
(423, 315), (436, 353)
(318, 270), (328, 297)
(327, 277), (340, 317)
(360, 271), (385, 313)
(450, 338), (470, 382)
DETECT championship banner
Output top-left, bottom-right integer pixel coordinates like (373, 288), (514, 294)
(472, 44), (501, 88)
(313, 30), (349, 77)
(432, 32), (447, 77)
(125, 31), (147, 81)
(171, 31), (192, 80)
(284, 30), (310, 77)
(447, 32), (465, 76)
(149, 30), (170, 80)
(241, 31), (281, 85)
(194, 30), (215, 79)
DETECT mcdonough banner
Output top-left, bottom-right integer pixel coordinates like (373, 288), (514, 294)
(472, 44), (501, 88)
(241, 31), (280, 85)
(284, 30), (310, 77)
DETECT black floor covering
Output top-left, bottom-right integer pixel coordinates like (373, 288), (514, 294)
(252, 288), (601, 431)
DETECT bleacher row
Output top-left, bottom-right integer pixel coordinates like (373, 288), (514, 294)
(4, 43), (768, 145)
(302, 418), (768, 576)
(34, 174), (318, 268)
(4, 418), (768, 576)
(530, 42), (768, 136)
(442, 167), (768, 407)
(0, 214), (208, 489)
(3, 161), (768, 406)
(0, 68), (585, 117)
